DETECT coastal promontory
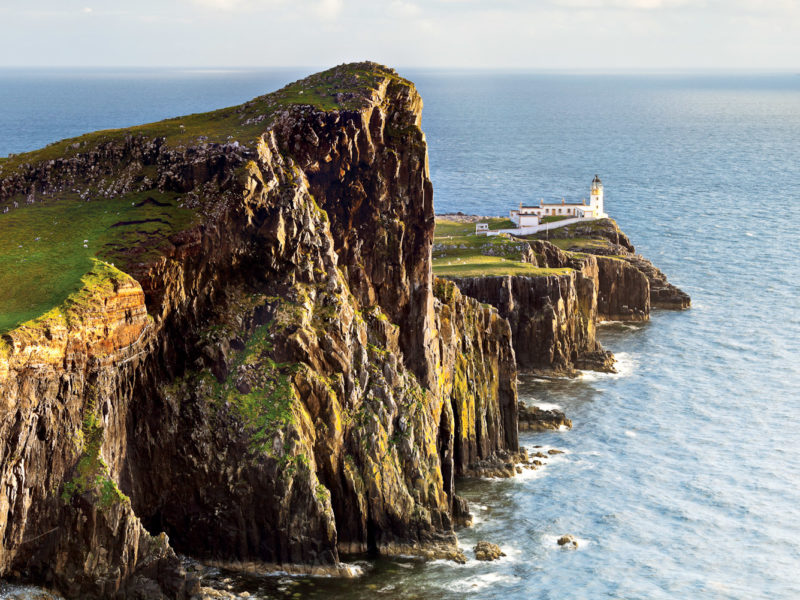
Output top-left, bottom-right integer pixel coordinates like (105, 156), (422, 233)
(0, 62), (688, 599)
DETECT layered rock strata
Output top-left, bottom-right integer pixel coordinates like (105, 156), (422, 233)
(0, 63), (518, 598)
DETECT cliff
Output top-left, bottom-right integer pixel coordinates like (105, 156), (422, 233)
(0, 63), (518, 598)
(437, 231), (614, 375)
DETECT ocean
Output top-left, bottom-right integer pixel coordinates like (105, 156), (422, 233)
(1, 68), (799, 599)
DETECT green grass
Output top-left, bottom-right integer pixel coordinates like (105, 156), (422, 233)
(433, 255), (570, 277)
(0, 191), (195, 333)
(434, 217), (514, 237)
(535, 237), (611, 252)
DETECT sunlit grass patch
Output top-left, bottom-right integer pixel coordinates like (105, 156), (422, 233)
(0, 191), (194, 333)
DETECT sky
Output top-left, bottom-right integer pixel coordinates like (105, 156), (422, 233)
(0, 0), (797, 70)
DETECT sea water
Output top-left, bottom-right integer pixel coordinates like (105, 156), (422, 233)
(1, 68), (798, 599)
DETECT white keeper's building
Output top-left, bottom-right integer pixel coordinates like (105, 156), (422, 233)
(510, 175), (607, 227)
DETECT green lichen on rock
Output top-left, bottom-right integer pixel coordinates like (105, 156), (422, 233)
(205, 323), (301, 455)
(61, 399), (129, 510)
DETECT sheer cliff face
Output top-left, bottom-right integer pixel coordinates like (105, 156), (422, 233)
(272, 82), (436, 387)
(0, 63), (518, 598)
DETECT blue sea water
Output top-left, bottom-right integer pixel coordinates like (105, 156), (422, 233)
(1, 68), (799, 599)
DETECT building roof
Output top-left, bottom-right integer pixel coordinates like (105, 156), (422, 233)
(520, 202), (586, 208)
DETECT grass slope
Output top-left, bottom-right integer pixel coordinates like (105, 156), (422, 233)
(0, 63), (407, 176)
(0, 191), (193, 332)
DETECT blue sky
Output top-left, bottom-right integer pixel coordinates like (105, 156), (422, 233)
(0, 0), (797, 69)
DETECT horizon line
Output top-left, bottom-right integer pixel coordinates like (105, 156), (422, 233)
(0, 65), (798, 75)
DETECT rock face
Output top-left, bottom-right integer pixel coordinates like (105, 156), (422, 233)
(622, 254), (691, 310)
(540, 219), (690, 314)
(0, 63), (519, 598)
(0, 263), (193, 598)
(449, 272), (609, 375)
(595, 255), (650, 322)
(446, 241), (616, 375)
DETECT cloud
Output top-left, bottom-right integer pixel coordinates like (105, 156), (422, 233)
(188, 0), (287, 10)
(312, 0), (343, 19)
(82, 7), (93, 13)
(548, 0), (693, 8)
(389, 1), (421, 17)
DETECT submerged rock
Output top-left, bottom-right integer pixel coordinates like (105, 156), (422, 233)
(557, 535), (578, 548)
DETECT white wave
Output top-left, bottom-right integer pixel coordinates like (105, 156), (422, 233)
(531, 401), (563, 411)
(448, 573), (519, 592)
(513, 465), (549, 481)
(339, 562), (366, 577)
(558, 424), (570, 432)
(0, 585), (64, 600)
(624, 430), (637, 437)
(599, 320), (643, 330)
(745, 232), (754, 237)
(501, 544), (522, 561)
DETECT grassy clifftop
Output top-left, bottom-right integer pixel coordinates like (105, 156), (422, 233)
(0, 62), (408, 176)
(0, 191), (192, 332)
(0, 62), (408, 334)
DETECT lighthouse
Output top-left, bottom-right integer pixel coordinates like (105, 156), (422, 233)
(590, 174), (604, 216)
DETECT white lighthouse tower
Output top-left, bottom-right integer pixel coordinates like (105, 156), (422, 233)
(590, 174), (605, 217)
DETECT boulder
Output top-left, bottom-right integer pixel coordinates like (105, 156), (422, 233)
(474, 541), (506, 561)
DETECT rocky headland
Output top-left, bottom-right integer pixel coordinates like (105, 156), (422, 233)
(0, 63), (689, 599)
(434, 215), (690, 375)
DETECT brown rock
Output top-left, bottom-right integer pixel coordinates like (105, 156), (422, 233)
(474, 541), (506, 561)
(557, 535), (578, 548)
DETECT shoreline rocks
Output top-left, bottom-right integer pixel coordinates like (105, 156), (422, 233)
(518, 402), (572, 431)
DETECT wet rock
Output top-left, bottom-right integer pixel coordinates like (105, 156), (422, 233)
(452, 495), (473, 528)
(547, 449), (564, 455)
(474, 541), (506, 561)
(557, 535), (578, 548)
(518, 401), (572, 431)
